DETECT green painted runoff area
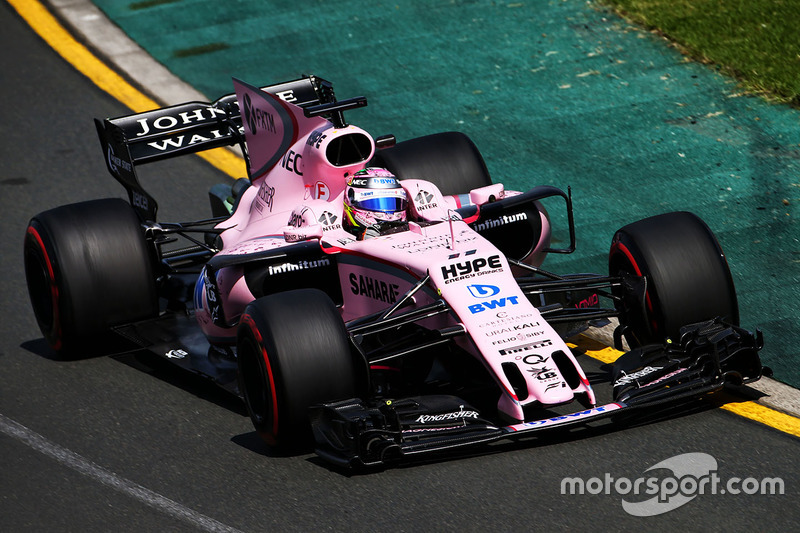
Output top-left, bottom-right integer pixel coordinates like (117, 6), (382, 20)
(92, 0), (799, 385)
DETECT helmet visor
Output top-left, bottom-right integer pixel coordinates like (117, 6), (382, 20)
(351, 195), (407, 213)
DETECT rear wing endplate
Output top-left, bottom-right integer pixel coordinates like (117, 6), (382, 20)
(95, 76), (336, 220)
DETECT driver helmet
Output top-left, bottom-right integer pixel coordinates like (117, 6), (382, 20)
(343, 168), (408, 234)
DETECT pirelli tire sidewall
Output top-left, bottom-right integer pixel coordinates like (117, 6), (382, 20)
(236, 289), (357, 450)
(609, 211), (739, 347)
(23, 198), (158, 355)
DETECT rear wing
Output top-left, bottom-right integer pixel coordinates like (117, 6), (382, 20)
(95, 75), (337, 220)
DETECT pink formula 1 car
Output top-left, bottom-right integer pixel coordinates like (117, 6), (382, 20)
(24, 76), (767, 468)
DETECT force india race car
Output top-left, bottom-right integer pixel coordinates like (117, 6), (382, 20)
(24, 75), (768, 468)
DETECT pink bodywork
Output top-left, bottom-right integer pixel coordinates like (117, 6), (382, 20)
(193, 81), (595, 422)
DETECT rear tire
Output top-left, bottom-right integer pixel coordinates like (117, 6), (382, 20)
(609, 211), (739, 347)
(370, 131), (492, 196)
(237, 289), (358, 450)
(24, 198), (158, 355)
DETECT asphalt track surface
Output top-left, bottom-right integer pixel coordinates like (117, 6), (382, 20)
(2, 1), (800, 531)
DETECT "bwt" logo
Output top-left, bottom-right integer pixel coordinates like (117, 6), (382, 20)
(469, 296), (519, 314)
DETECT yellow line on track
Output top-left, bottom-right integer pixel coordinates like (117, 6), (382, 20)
(720, 401), (800, 438)
(7, 0), (244, 179)
(10, 0), (800, 441)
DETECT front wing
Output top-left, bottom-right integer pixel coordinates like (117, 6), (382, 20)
(310, 319), (766, 468)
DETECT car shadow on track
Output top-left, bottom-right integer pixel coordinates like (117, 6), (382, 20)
(20, 332), (133, 361)
(114, 349), (249, 415)
(21, 336), (249, 416)
(229, 431), (314, 459)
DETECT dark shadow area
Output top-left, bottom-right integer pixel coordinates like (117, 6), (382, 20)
(21, 331), (247, 415)
(716, 383), (770, 403)
(111, 349), (247, 416)
(20, 332), (140, 361)
(230, 431), (315, 459)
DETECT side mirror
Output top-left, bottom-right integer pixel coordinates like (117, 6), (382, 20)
(283, 223), (324, 243)
(469, 183), (505, 205)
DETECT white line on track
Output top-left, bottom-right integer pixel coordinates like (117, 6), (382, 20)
(0, 413), (244, 533)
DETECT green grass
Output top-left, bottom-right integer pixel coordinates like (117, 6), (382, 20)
(599, 0), (800, 105)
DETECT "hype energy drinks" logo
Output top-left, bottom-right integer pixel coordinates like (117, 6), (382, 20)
(441, 255), (502, 284)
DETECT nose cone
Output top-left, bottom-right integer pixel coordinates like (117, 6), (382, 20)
(532, 378), (574, 404)
(496, 366), (576, 423)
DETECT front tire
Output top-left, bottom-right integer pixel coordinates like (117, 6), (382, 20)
(24, 198), (158, 355)
(237, 289), (358, 450)
(609, 211), (739, 347)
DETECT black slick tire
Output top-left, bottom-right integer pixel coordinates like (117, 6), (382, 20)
(609, 211), (739, 347)
(24, 198), (158, 355)
(236, 289), (357, 450)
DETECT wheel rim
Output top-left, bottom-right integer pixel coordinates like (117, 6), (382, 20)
(610, 239), (660, 344)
